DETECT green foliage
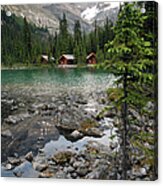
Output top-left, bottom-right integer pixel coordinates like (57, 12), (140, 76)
(1, 10), (51, 66)
(103, 3), (155, 108)
(102, 2), (157, 179)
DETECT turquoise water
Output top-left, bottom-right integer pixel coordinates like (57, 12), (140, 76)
(1, 68), (114, 95)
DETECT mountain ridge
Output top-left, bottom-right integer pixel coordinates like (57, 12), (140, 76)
(2, 2), (119, 35)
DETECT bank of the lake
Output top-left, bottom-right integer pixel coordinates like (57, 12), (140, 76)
(1, 68), (155, 180)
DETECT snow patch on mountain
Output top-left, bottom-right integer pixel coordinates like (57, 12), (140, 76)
(81, 2), (119, 23)
(81, 5), (99, 22)
(104, 2), (120, 11)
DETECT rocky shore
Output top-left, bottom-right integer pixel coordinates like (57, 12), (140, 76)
(1, 87), (156, 180)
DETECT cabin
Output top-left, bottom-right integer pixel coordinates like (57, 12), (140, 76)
(86, 52), (97, 64)
(41, 55), (48, 64)
(59, 54), (75, 65)
(41, 55), (55, 64)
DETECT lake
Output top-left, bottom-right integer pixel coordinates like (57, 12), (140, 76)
(1, 68), (114, 97)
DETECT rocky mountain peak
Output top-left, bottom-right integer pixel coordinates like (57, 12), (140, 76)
(2, 2), (119, 35)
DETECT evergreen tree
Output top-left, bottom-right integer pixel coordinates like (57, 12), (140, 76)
(74, 20), (82, 45)
(96, 45), (104, 64)
(23, 17), (32, 63)
(103, 3), (155, 179)
(58, 13), (69, 54)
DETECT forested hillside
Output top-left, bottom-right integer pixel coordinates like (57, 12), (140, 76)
(1, 10), (51, 67)
(1, 9), (114, 67)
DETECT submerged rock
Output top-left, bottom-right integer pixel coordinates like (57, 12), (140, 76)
(13, 161), (39, 178)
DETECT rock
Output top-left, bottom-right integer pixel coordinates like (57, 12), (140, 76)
(25, 151), (33, 162)
(76, 167), (89, 176)
(73, 161), (83, 169)
(129, 108), (141, 121)
(69, 157), (76, 165)
(70, 130), (83, 140)
(110, 141), (118, 150)
(11, 105), (18, 111)
(63, 166), (74, 173)
(92, 159), (100, 168)
(140, 168), (147, 176)
(84, 127), (103, 137)
(8, 157), (21, 165)
(75, 99), (87, 105)
(52, 151), (74, 164)
(145, 101), (154, 111)
(66, 173), (72, 179)
(31, 103), (45, 110)
(18, 103), (25, 108)
(39, 171), (54, 178)
(103, 109), (117, 118)
(47, 103), (56, 110)
(4, 116), (19, 124)
(132, 167), (147, 177)
(33, 162), (48, 172)
(5, 163), (13, 170)
(85, 163), (110, 179)
(4, 113), (29, 125)
(1, 129), (12, 138)
(13, 161), (39, 178)
(48, 160), (56, 167)
(13, 153), (19, 158)
(55, 170), (67, 179)
(71, 172), (78, 179)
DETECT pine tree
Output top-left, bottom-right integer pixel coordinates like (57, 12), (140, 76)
(23, 17), (32, 63)
(58, 13), (69, 54)
(96, 45), (104, 64)
(74, 20), (82, 45)
(103, 3), (155, 179)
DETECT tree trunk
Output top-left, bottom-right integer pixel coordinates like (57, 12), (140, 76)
(122, 69), (128, 180)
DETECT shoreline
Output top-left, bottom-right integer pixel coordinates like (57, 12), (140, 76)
(1, 64), (97, 70)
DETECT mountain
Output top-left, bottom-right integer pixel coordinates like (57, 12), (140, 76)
(1, 2), (120, 35)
